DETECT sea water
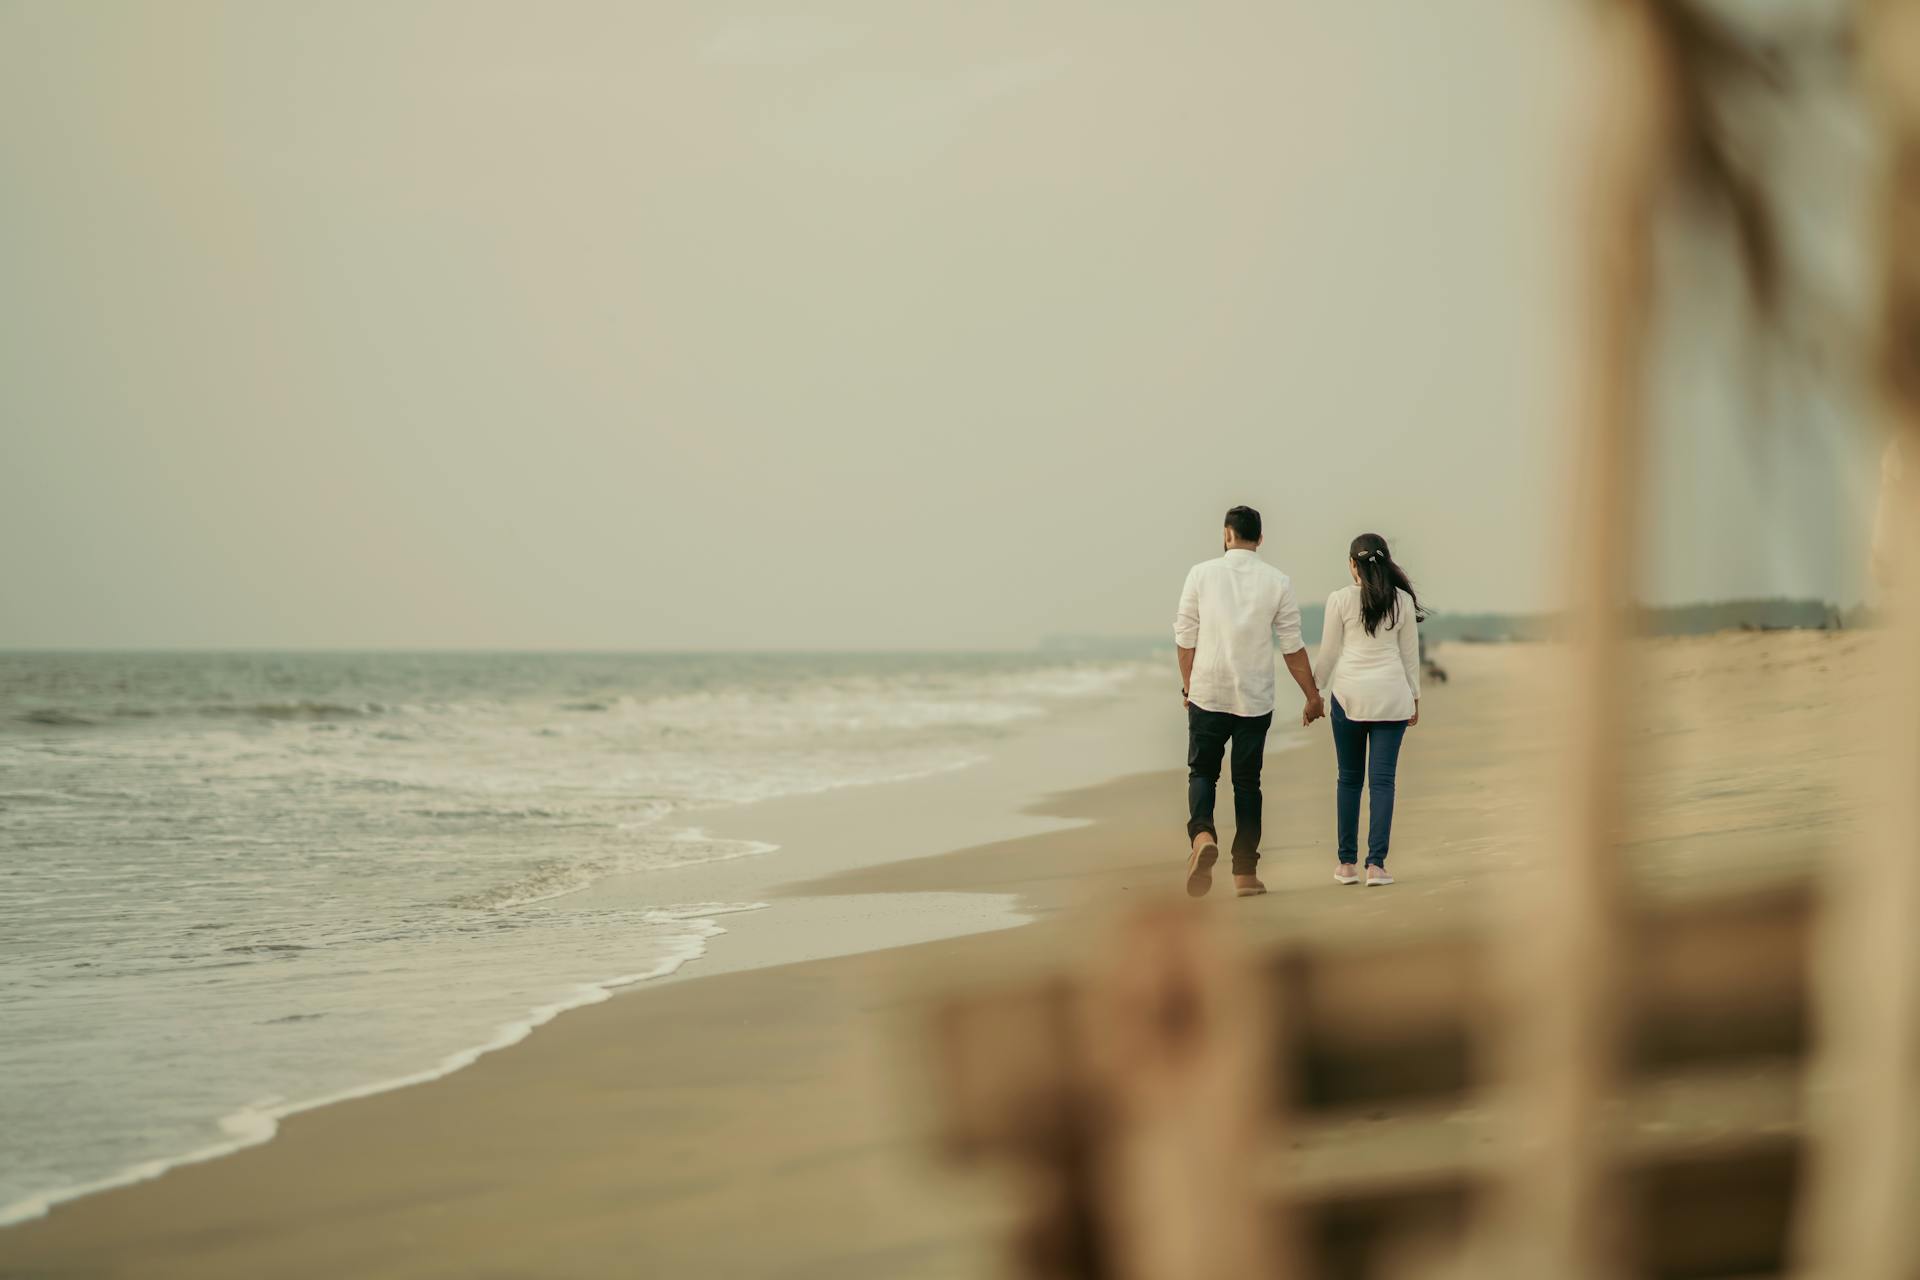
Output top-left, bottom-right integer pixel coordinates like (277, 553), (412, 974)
(0, 649), (1150, 1223)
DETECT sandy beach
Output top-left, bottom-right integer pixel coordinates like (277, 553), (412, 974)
(0, 633), (1871, 1279)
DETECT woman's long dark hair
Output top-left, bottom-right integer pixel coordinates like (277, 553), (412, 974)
(1350, 533), (1426, 636)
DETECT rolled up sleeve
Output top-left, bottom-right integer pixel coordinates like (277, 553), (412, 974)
(1174, 567), (1201, 648)
(1272, 578), (1304, 655)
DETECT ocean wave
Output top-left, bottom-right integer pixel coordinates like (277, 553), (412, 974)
(4, 658), (1151, 741)
(16, 710), (97, 727)
(625, 662), (1153, 741)
(332, 776), (438, 795)
(447, 835), (780, 911)
(447, 860), (604, 910)
(410, 805), (568, 821)
(8, 701), (391, 729)
(216, 701), (387, 721)
(0, 788), (82, 805)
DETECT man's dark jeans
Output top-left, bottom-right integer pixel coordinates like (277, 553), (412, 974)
(1186, 704), (1273, 874)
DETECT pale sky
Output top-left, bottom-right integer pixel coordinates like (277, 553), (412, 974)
(0, 1), (1880, 649)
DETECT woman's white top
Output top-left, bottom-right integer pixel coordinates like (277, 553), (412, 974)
(1311, 585), (1421, 723)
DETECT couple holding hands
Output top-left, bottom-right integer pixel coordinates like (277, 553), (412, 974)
(1175, 505), (1424, 898)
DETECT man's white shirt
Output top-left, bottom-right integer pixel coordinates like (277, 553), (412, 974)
(1174, 548), (1305, 717)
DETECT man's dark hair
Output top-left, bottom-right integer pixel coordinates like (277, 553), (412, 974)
(1224, 505), (1261, 543)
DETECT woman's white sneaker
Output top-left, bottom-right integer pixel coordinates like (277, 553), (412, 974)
(1334, 864), (1360, 885)
(1365, 867), (1394, 886)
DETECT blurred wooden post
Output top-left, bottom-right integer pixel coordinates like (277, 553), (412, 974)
(1799, 4), (1920, 1277)
(1490, 4), (1674, 1276)
(1079, 907), (1292, 1280)
(930, 907), (1287, 1280)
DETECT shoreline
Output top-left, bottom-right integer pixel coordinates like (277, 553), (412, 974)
(0, 668), (1182, 1233)
(0, 769), (1201, 1279)
(558, 663), (1209, 983)
(0, 915), (730, 1229)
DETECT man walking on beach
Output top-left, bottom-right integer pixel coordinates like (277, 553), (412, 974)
(1174, 506), (1323, 898)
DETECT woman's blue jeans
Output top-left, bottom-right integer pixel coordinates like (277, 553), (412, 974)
(1330, 697), (1409, 867)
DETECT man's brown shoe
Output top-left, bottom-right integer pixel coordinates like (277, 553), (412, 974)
(1185, 839), (1218, 898)
(1233, 874), (1267, 897)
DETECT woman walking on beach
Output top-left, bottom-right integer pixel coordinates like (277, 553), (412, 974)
(1311, 534), (1424, 886)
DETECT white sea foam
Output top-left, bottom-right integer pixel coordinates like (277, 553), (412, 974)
(0, 903), (764, 1228)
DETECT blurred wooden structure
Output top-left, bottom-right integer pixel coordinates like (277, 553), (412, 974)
(935, 886), (1811, 1279)
(1800, 3), (1920, 1278)
(924, 1), (1920, 1276)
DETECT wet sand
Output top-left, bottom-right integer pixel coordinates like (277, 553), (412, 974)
(0, 634), (1869, 1279)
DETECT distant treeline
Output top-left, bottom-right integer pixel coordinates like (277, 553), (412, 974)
(1419, 598), (1864, 643)
(1041, 598), (1869, 655)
